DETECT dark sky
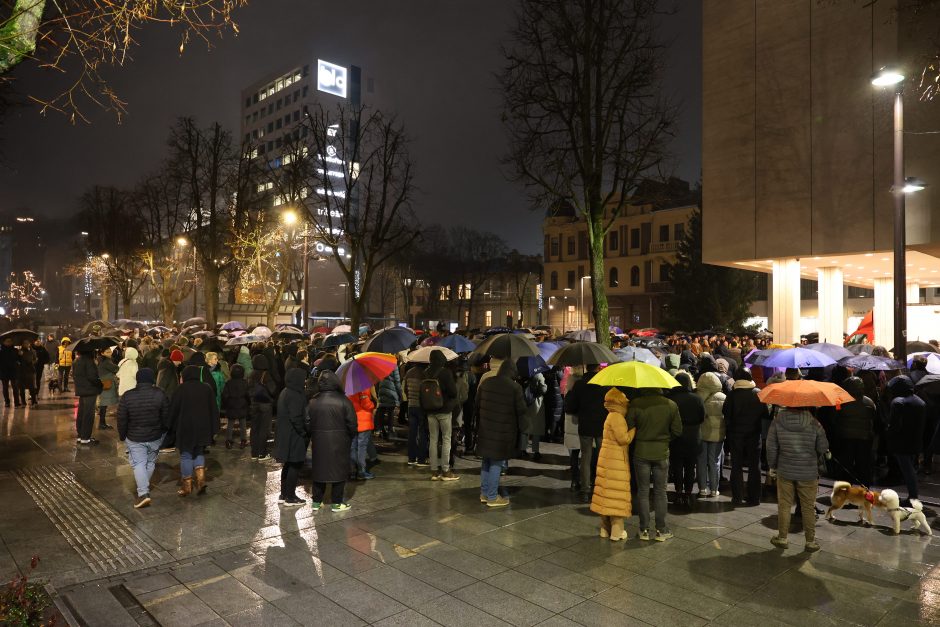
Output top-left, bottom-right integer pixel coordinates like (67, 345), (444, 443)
(0, 0), (701, 253)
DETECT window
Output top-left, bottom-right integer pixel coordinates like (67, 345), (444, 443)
(275, 119), (282, 130)
(550, 271), (558, 290)
(268, 104), (273, 114)
(567, 237), (575, 256)
(294, 91), (300, 103)
(609, 268), (619, 288)
(253, 93), (259, 104)
(252, 112), (258, 122)
(284, 114), (291, 125)
(302, 86), (309, 97)
(276, 79), (284, 91)
(245, 97), (251, 108)
(251, 130), (258, 139)
(630, 266), (640, 287)
(244, 133), (250, 143)
(267, 122), (274, 133)
(630, 228), (640, 249)
(609, 231), (619, 251)
(276, 99), (282, 110)
(659, 264), (669, 282)
(303, 64), (309, 76)
(567, 270), (575, 289)
(659, 225), (669, 242)
(244, 115), (250, 126)
(674, 223), (685, 241)
(294, 71), (301, 82)
(485, 311), (493, 327)
(293, 110), (300, 122)
(550, 237), (559, 257)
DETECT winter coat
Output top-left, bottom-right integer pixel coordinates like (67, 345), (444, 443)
(349, 390), (376, 432)
(168, 366), (220, 452)
(475, 360), (527, 460)
(565, 371), (610, 438)
(424, 349), (458, 413)
(275, 369), (309, 463)
(722, 380), (767, 439)
(766, 408), (829, 481)
(187, 352), (218, 401)
(627, 389), (682, 461)
(57, 344), (73, 368)
(306, 371), (357, 483)
(520, 373), (548, 437)
(16, 347), (35, 389)
(0, 344), (18, 379)
(665, 385), (705, 458)
(97, 356), (120, 407)
(696, 372), (726, 442)
(664, 354), (681, 375)
(72, 353), (102, 397)
(377, 366), (403, 407)
(117, 348), (139, 397)
(156, 359), (181, 398)
(402, 364), (425, 406)
(34, 344), (50, 369)
(832, 377), (876, 441)
(221, 364), (251, 420)
(886, 375), (926, 455)
(543, 369), (564, 430)
(563, 372), (582, 451)
(141, 347), (162, 372)
(210, 365), (225, 408)
(263, 346), (283, 390)
(117, 381), (169, 443)
(249, 353), (276, 406)
(237, 346), (254, 379)
(590, 389), (636, 518)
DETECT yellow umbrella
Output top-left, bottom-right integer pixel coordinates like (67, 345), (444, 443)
(588, 361), (680, 389)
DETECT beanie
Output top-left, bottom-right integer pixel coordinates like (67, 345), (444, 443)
(170, 350), (184, 362)
(136, 368), (156, 385)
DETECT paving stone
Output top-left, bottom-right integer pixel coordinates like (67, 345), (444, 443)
(560, 600), (649, 626)
(391, 554), (478, 593)
(137, 583), (221, 627)
(272, 588), (366, 626)
(420, 543), (508, 579)
(373, 608), (444, 627)
(124, 572), (180, 596)
(415, 594), (514, 627)
(355, 563), (446, 608)
(485, 570), (584, 613)
(186, 573), (265, 617)
(453, 581), (554, 627)
(513, 559), (616, 599)
(61, 584), (138, 627)
(224, 602), (299, 626)
(318, 575), (408, 622)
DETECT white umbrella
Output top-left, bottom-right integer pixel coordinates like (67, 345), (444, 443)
(333, 324), (352, 333)
(251, 326), (273, 338)
(405, 346), (459, 363)
(565, 329), (597, 342)
(225, 333), (267, 346)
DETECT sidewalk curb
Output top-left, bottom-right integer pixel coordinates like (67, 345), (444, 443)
(46, 583), (78, 627)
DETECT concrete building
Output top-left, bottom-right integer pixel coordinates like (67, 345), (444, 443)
(703, 1), (940, 344)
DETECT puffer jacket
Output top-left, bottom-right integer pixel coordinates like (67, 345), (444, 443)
(117, 347), (139, 397)
(58, 344), (73, 367)
(766, 408), (828, 481)
(697, 372), (726, 442)
(117, 381), (169, 442)
(402, 363), (425, 405)
(475, 360), (527, 460)
(832, 376), (876, 441)
(722, 379), (767, 438)
(349, 390), (376, 432)
(590, 388), (635, 518)
(377, 366), (403, 407)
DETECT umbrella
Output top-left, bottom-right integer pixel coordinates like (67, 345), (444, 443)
(908, 352), (940, 375)
(81, 319), (113, 336)
(225, 333), (267, 346)
(610, 326), (624, 335)
(0, 329), (38, 344)
(906, 341), (939, 354)
(437, 334), (477, 353)
(311, 326), (330, 334)
(838, 354), (903, 371)
(564, 329), (597, 342)
(220, 321), (246, 331)
(483, 326), (513, 336)
(914, 374), (940, 394)
(182, 316), (206, 327)
(472, 333), (539, 360)
(614, 346), (661, 366)
(116, 320), (148, 330)
(181, 325), (204, 336)
(148, 325), (171, 334)
(333, 324), (352, 334)
(536, 341), (565, 362)
(804, 342), (854, 361)
(757, 379), (855, 409)
(405, 346), (459, 363)
(335, 352), (398, 394)
(364, 327), (419, 353)
(71, 336), (119, 353)
(516, 355), (550, 378)
(322, 332), (357, 348)
(744, 348), (778, 366)
(192, 330), (216, 339)
(251, 326), (273, 338)
(761, 347), (836, 369)
(102, 328), (125, 337)
(588, 361), (680, 389)
(549, 342), (617, 367)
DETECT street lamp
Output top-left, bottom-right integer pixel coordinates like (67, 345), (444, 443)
(872, 66), (927, 364)
(579, 275), (591, 330)
(338, 282), (349, 320)
(281, 209), (308, 330)
(563, 287), (573, 333)
(175, 237), (198, 316)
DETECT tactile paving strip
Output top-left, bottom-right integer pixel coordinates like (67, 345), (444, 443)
(15, 465), (171, 575)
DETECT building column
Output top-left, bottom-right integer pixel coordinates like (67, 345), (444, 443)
(817, 266), (844, 345)
(873, 277), (893, 348)
(771, 259), (801, 345)
(907, 281), (920, 304)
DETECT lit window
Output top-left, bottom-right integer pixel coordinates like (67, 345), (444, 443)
(294, 71), (301, 82)
(485, 311), (492, 327)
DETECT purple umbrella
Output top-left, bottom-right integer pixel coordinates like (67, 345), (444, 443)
(804, 342), (853, 361)
(220, 321), (246, 331)
(761, 347), (836, 369)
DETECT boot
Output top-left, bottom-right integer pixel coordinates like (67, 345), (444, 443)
(178, 476), (192, 497)
(194, 466), (207, 495)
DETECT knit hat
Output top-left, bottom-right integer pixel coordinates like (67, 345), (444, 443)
(170, 349), (184, 362)
(136, 368), (156, 384)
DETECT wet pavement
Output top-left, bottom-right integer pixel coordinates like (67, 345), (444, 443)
(2, 395), (940, 626)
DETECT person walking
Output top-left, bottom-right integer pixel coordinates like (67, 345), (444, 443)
(248, 354), (276, 460)
(168, 366), (219, 496)
(475, 360), (527, 507)
(590, 388), (635, 541)
(629, 387), (682, 541)
(16, 339), (37, 407)
(0, 338), (20, 407)
(422, 349), (459, 481)
(97, 347), (119, 429)
(886, 375), (926, 502)
(117, 368), (169, 508)
(767, 403), (829, 552)
(275, 369), (309, 505)
(73, 346), (103, 445)
(566, 364), (611, 502)
(696, 372), (726, 497)
(222, 364), (251, 449)
(57, 338), (73, 392)
(117, 347), (139, 398)
(666, 372), (704, 507)
(349, 388), (376, 480)
(306, 371), (357, 511)
(723, 370), (768, 506)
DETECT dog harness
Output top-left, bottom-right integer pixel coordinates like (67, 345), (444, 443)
(890, 507), (914, 522)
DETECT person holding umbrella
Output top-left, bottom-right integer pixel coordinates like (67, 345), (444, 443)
(516, 356), (548, 461)
(590, 388), (635, 541)
(475, 359), (527, 507)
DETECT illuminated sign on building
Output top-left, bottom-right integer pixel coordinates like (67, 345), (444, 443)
(317, 60), (347, 98)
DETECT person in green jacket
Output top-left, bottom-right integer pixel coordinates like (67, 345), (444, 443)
(627, 389), (682, 542)
(237, 346), (253, 379)
(206, 352), (226, 408)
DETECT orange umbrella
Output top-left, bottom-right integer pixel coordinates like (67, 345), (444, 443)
(757, 380), (855, 409)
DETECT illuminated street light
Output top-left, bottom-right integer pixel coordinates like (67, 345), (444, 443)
(871, 66), (904, 87)
(176, 237), (188, 247)
(282, 209), (298, 225)
(901, 177), (927, 193)
(101, 253), (110, 259)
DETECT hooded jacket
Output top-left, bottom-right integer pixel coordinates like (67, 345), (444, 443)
(72, 352), (102, 397)
(627, 389), (682, 461)
(377, 366), (403, 407)
(237, 346), (254, 379)
(766, 408), (828, 481)
(664, 353), (681, 375)
(349, 389), (376, 432)
(117, 347), (140, 397)
(831, 376), (876, 441)
(887, 375), (926, 455)
(118, 375), (169, 443)
(168, 365), (220, 451)
(221, 364), (251, 420)
(249, 353), (276, 405)
(156, 357), (181, 398)
(475, 360), (527, 460)
(722, 379), (768, 438)
(425, 349), (458, 413)
(186, 351), (218, 400)
(565, 369), (610, 438)
(665, 378), (705, 457)
(275, 369), (309, 462)
(97, 353), (120, 406)
(590, 388), (635, 518)
(306, 371), (357, 482)
(520, 372), (548, 437)
(696, 372), (726, 442)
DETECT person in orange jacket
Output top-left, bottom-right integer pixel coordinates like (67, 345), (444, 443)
(348, 388), (376, 480)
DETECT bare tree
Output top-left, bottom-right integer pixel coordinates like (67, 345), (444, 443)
(500, 0), (676, 346)
(448, 227), (508, 328)
(504, 250), (542, 328)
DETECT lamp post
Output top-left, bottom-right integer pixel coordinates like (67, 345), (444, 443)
(579, 275), (591, 330)
(338, 283), (349, 320)
(176, 237), (197, 317)
(281, 209), (308, 330)
(563, 287), (572, 333)
(872, 66), (927, 364)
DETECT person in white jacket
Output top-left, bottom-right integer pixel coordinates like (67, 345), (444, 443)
(696, 371), (726, 497)
(117, 347), (139, 397)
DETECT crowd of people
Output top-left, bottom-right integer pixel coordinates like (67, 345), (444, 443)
(20, 325), (937, 549)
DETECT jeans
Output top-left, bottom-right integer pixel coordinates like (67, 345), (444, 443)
(58, 366), (71, 390)
(312, 481), (345, 504)
(895, 453), (919, 500)
(427, 412), (452, 472)
(1, 378), (19, 405)
(407, 405), (429, 462)
(634, 457), (669, 532)
(578, 435), (602, 494)
(480, 457), (504, 500)
(280, 461), (303, 498)
(776, 478), (818, 541)
(180, 446), (205, 478)
(728, 435), (761, 503)
(697, 440), (723, 493)
(126, 435), (164, 496)
(77, 395), (97, 440)
(250, 403), (273, 457)
(225, 414), (247, 442)
(350, 431), (371, 474)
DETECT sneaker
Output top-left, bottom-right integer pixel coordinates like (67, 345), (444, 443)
(440, 470), (459, 482)
(360, 472), (375, 480)
(415, 460), (430, 468)
(804, 541), (820, 553)
(277, 496), (286, 504)
(282, 496), (305, 507)
(771, 536), (789, 549)
(599, 527), (610, 539)
(486, 496), (510, 508)
(480, 494), (488, 503)
(78, 438), (99, 446)
(257, 454), (270, 461)
(611, 530), (629, 542)
(712, 491), (720, 498)
(655, 530), (674, 542)
(407, 460), (418, 466)
(331, 503), (351, 512)
(311, 502), (322, 511)
(134, 494), (151, 509)
(698, 489), (711, 497)
(638, 529), (651, 541)
(431, 470), (442, 481)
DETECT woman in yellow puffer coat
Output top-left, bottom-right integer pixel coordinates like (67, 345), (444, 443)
(590, 387), (635, 541)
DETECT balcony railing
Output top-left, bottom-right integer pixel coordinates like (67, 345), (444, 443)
(647, 281), (673, 294)
(649, 241), (677, 253)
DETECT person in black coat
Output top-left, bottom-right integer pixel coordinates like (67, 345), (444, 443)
(886, 375), (926, 501)
(275, 369), (309, 505)
(32, 338), (49, 401)
(118, 368), (170, 508)
(543, 368), (564, 442)
(187, 351), (218, 400)
(828, 376), (877, 485)
(168, 366), (219, 496)
(722, 370), (768, 506)
(222, 364), (251, 449)
(0, 338), (20, 407)
(666, 372), (705, 507)
(248, 353), (277, 459)
(306, 371), (357, 510)
(72, 349), (103, 444)
(565, 364), (611, 500)
(475, 359), (527, 506)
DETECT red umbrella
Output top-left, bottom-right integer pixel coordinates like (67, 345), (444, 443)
(335, 352), (398, 394)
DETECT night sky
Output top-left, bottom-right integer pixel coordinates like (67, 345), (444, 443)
(0, 0), (701, 253)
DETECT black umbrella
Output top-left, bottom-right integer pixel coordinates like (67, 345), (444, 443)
(549, 342), (618, 367)
(906, 341), (939, 354)
(915, 374), (940, 395)
(364, 326), (418, 353)
(72, 336), (119, 353)
(0, 329), (38, 344)
(837, 354), (903, 371)
(472, 333), (539, 360)
(81, 319), (113, 336)
(182, 316), (206, 327)
(322, 332), (357, 348)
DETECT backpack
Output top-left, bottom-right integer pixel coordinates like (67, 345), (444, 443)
(455, 373), (469, 405)
(419, 376), (444, 411)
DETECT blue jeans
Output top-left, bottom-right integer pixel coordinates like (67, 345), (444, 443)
(180, 446), (205, 478)
(697, 440), (724, 493)
(481, 457), (504, 500)
(634, 457), (669, 532)
(407, 405), (429, 462)
(126, 435), (164, 496)
(351, 431), (371, 474)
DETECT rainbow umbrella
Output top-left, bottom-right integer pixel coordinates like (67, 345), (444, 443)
(335, 352), (398, 394)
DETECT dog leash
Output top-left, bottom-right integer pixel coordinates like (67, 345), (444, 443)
(827, 455), (873, 494)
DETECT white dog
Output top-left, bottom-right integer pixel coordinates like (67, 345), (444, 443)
(878, 489), (933, 536)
